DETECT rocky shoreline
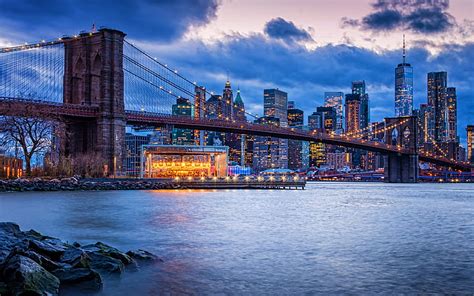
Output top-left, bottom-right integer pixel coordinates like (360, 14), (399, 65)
(0, 222), (161, 295)
(0, 177), (175, 192)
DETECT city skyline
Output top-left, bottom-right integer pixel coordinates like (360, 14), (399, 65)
(0, 1), (472, 145)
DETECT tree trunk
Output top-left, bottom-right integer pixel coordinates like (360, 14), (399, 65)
(25, 156), (32, 177)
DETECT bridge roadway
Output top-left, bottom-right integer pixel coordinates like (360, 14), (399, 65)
(0, 98), (471, 171)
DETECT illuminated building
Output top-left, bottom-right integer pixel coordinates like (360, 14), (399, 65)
(352, 81), (369, 131)
(141, 145), (228, 178)
(446, 87), (457, 142)
(0, 154), (23, 178)
(261, 89), (289, 169)
(345, 94), (361, 133)
(172, 97), (194, 145)
(427, 71), (448, 142)
(194, 86), (206, 145)
(125, 133), (151, 177)
(309, 142), (325, 167)
(252, 116), (288, 172)
(228, 89), (247, 165)
(308, 112), (322, 130)
(326, 152), (352, 170)
(324, 92), (344, 134)
(395, 35), (413, 117)
(287, 103), (306, 170)
(205, 94), (225, 146)
(468, 125), (474, 164)
(222, 80), (233, 120)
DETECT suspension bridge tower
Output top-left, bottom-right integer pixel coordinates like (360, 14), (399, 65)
(63, 28), (126, 176)
(384, 116), (419, 182)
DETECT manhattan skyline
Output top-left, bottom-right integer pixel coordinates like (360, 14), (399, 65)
(0, 0), (473, 143)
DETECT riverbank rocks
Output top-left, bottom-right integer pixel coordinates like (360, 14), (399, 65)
(0, 177), (172, 192)
(0, 222), (161, 295)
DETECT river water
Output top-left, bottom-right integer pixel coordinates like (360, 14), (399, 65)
(0, 182), (473, 295)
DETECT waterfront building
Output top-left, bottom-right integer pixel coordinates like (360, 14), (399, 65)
(141, 145), (228, 178)
(395, 35), (414, 117)
(467, 125), (474, 164)
(172, 97), (194, 145)
(287, 104), (305, 170)
(0, 154), (23, 178)
(125, 133), (151, 177)
(427, 71), (448, 142)
(324, 92), (344, 134)
(352, 81), (369, 130)
(252, 116), (288, 172)
(446, 87), (457, 142)
(326, 152), (352, 170)
(194, 86), (206, 145)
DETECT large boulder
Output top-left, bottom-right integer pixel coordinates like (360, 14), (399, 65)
(52, 267), (102, 291)
(1, 254), (60, 296)
(126, 249), (162, 262)
(0, 223), (26, 263)
(86, 252), (124, 274)
(61, 247), (90, 269)
(28, 239), (67, 261)
(83, 242), (134, 266)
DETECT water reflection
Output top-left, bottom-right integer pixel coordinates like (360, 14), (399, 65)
(0, 183), (473, 294)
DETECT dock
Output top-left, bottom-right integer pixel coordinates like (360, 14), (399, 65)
(170, 177), (306, 190)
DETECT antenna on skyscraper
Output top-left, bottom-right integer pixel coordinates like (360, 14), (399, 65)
(402, 34), (406, 64)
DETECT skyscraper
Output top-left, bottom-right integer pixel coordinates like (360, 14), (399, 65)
(229, 89), (247, 165)
(264, 89), (288, 127)
(467, 125), (474, 164)
(446, 87), (457, 142)
(252, 116), (287, 171)
(194, 85), (206, 145)
(427, 71), (448, 142)
(261, 89), (289, 169)
(233, 89), (246, 122)
(324, 92), (344, 134)
(345, 94), (361, 133)
(395, 35), (414, 117)
(222, 80), (233, 120)
(172, 98), (194, 145)
(351, 81), (369, 130)
(287, 104), (305, 170)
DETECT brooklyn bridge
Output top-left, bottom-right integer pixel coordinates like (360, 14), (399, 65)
(0, 28), (471, 182)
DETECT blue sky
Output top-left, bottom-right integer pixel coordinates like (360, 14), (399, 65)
(0, 0), (473, 145)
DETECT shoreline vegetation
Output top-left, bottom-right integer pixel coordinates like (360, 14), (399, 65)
(0, 222), (161, 295)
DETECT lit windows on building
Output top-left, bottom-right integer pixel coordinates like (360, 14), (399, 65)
(345, 94), (361, 133)
(172, 97), (194, 145)
(324, 92), (344, 134)
(141, 145), (228, 178)
(466, 125), (473, 164)
(446, 87), (457, 142)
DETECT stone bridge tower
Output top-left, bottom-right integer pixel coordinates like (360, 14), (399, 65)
(384, 116), (418, 183)
(63, 28), (126, 176)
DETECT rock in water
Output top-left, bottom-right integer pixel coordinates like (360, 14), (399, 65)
(1, 254), (60, 295)
(28, 239), (67, 261)
(126, 249), (162, 262)
(61, 247), (90, 269)
(86, 252), (125, 274)
(52, 268), (102, 291)
(0, 222), (25, 262)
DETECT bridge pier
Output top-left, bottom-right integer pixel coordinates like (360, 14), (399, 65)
(383, 116), (419, 183)
(63, 28), (126, 176)
(384, 153), (419, 183)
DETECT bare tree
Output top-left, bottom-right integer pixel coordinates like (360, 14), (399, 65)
(0, 115), (55, 176)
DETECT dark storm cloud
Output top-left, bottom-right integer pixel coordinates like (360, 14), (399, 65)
(0, 0), (220, 41)
(264, 17), (313, 42)
(343, 0), (455, 34)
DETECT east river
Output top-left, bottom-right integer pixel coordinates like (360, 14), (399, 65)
(0, 182), (473, 295)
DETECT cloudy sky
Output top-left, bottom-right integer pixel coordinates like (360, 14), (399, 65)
(1, 0), (473, 144)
